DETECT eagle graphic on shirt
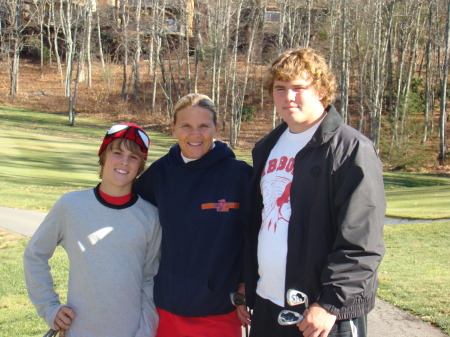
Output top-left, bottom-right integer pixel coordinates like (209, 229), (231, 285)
(261, 156), (294, 232)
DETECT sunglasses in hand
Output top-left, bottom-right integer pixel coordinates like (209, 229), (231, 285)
(277, 289), (309, 326)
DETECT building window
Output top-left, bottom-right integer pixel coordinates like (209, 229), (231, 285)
(167, 18), (179, 33)
(265, 10), (280, 22)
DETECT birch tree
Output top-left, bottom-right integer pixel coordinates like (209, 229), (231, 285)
(438, 0), (450, 164)
(132, 0), (142, 103)
(228, 0), (243, 146)
(3, 0), (25, 98)
(423, 1), (435, 144)
(230, 0), (261, 147)
(339, 0), (349, 123)
(368, 0), (394, 150)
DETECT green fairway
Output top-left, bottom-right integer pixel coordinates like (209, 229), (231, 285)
(1, 106), (449, 217)
(384, 172), (450, 219)
(0, 106), (177, 210)
(1, 106), (450, 336)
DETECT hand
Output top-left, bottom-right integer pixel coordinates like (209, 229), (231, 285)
(236, 304), (251, 326)
(54, 306), (75, 331)
(235, 283), (251, 326)
(297, 303), (336, 337)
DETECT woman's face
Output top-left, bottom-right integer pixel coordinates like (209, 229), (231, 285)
(171, 105), (218, 159)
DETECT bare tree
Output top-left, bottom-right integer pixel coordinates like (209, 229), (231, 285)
(132, 0), (143, 103)
(389, 2), (417, 151)
(353, 0), (370, 132)
(399, 4), (424, 146)
(438, 0), (450, 165)
(230, 0), (261, 147)
(368, 0), (394, 150)
(86, 0), (94, 88)
(228, 0), (243, 146)
(34, 0), (46, 78)
(339, 0), (349, 123)
(423, 1), (434, 144)
(50, 0), (63, 76)
(67, 4), (84, 125)
(3, 0), (28, 98)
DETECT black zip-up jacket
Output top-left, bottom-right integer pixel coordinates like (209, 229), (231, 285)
(244, 105), (386, 320)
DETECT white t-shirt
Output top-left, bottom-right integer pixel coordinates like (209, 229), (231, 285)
(256, 121), (322, 306)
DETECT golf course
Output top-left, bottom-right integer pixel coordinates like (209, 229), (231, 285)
(0, 106), (449, 336)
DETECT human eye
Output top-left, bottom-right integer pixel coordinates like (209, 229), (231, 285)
(130, 155), (140, 161)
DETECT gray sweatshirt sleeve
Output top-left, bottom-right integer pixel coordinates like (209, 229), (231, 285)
(135, 210), (162, 337)
(23, 199), (65, 329)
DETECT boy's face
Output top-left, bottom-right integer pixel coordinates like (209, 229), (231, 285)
(100, 142), (142, 196)
(273, 72), (326, 133)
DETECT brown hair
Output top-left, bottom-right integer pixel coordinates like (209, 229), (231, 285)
(172, 93), (218, 125)
(264, 48), (337, 107)
(98, 138), (146, 179)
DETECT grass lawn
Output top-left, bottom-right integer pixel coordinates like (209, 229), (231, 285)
(384, 172), (450, 219)
(1, 106), (450, 335)
(378, 221), (450, 334)
(0, 106), (251, 211)
(2, 221), (449, 336)
(0, 230), (68, 337)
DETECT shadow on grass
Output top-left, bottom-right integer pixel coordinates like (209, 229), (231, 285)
(383, 172), (450, 189)
(1, 105), (177, 150)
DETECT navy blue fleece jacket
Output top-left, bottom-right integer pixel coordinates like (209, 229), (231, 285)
(135, 141), (252, 317)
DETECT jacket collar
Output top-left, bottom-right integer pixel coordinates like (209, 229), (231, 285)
(308, 105), (342, 147)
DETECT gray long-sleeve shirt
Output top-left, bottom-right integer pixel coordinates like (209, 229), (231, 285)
(24, 188), (161, 337)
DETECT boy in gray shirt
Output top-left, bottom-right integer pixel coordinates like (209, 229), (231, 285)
(24, 123), (161, 337)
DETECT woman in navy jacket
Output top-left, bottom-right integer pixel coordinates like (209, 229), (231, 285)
(135, 93), (252, 337)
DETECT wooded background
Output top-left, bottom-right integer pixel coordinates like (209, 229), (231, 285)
(1, 0), (449, 167)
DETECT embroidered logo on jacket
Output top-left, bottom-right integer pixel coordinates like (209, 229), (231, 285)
(201, 199), (240, 212)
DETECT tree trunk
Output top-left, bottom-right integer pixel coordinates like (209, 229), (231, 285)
(86, 0), (93, 88)
(438, 0), (450, 165)
(133, 0), (142, 104)
(96, 5), (106, 70)
(229, 1), (243, 147)
(340, 0), (349, 124)
(231, 2), (260, 147)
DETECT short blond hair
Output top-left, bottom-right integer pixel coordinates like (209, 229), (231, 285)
(172, 93), (218, 125)
(264, 48), (337, 107)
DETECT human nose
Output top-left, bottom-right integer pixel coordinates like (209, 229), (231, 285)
(120, 155), (130, 164)
(287, 89), (296, 101)
(190, 127), (202, 136)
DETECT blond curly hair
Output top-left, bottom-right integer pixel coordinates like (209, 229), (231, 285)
(264, 48), (338, 107)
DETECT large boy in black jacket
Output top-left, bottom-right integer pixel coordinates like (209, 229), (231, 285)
(245, 48), (386, 337)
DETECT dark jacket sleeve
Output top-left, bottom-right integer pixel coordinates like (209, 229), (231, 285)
(134, 163), (159, 206)
(317, 133), (386, 316)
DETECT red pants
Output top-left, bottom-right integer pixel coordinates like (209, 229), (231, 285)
(156, 307), (242, 337)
